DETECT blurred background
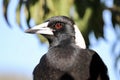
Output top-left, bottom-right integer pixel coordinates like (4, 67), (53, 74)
(0, 0), (120, 80)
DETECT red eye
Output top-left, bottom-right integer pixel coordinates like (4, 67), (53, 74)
(55, 23), (62, 29)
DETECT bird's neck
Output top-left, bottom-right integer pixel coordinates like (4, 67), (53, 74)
(49, 34), (75, 47)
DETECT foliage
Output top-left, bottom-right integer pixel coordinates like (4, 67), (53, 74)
(3, 0), (120, 45)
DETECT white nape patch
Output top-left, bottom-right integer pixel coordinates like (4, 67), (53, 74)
(74, 25), (86, 49)
(32, 22), (54, 35)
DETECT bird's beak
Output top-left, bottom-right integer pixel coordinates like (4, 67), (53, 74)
(25, 22), (53, 35)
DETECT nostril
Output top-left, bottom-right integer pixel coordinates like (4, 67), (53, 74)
(60, 73), (74, 80)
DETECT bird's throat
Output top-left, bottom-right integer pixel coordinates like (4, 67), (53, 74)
(49, 34), (75, 47)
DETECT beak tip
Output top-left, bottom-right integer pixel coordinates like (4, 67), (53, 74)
(25, 29), (37, 34)
(25, 29), (30, 33)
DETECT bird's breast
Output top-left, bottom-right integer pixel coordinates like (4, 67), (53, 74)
(46, 46), (78, 71)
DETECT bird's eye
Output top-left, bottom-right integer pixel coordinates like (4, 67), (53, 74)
(55, 23), (63, 30)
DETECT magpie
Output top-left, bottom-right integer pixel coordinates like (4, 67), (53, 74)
(25, 16), (109, 80)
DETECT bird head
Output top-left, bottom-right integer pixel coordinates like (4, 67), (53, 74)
(25, 16), (86, 48)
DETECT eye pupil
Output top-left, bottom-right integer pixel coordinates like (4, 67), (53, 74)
(55, 23), (62, 29)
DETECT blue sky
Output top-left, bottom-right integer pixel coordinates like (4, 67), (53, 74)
(0, 0), (48, 76)
(0, 0), (119, 80)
